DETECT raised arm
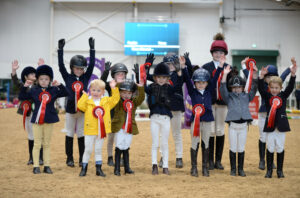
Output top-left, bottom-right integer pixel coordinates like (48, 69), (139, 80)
(108, 80), (120, 109)
(258, 66), (269, 99)
(85, 37), (95, 79)
(11, 60), (23, 90)
(219, 65), (231, 104)
(134, 82), (146, 106)
(57, 39), (69, 80)
(248, 65), (258, 101)
(77, 91), (89, 112)
(283, 61), (297, 98)
(18, 80), (33, 100)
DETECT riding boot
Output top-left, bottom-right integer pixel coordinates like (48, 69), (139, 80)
(123, 148), (134, 174)
(114, 147), (121, 176)
(190, 148), (198, 177)
(202, 142), (209, 177)
(265, 150), (273, 178)
(277, 150), (285, 178)
(27, 140), (34, 165)
(79, 163), (88, 177)
(65, 136), (74, 167)
(208, 137), (215, 170)
(258, 140), (266, 170)
(215, 135), (224, 170)
(78, 137), (85, 167)
(238, 152), (246, 177)
(96, 164), (106, 177)
(229, 150), (236, 176)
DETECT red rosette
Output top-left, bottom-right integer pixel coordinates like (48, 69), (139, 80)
(139, 64), (147, 84)
(123, 99), (134, 112)
(122, 100), (134, 133)
(72, 81), (84, 92)
(269, 96), (283, 108)
(72, 81), (84, 112)
(144, 62), (152, 68)
(38, 91), (51, 104)
(20, 100), (32, 130)
(245, 58), (256, 71)
(217, 71), (224, 101)
(267, 96), (283, 128)
(93, 106), (105, 118)
(245, 58), (256, 93)
(93, 106), (106, 139)
(192, 104), (205, 137)
(37, 91), (51, 124)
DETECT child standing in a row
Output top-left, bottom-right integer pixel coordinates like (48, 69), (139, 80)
(77, 79), (119, 177)
(258, 61), (297, 178)
(57, 37), (95, 167)
(19, 65), (68, 174)
(145, 62), (182, 175)
(181, 56), (223, 177)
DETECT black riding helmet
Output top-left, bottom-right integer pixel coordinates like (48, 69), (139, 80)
(70, 55), (87, 71)
(110, 63), (128, 78)
(228, 75), (246, 88)
(119, 79), (137, 93)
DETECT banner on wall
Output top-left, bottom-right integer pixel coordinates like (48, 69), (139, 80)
(86, 57), (105, 89)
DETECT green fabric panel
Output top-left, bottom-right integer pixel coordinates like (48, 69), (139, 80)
(231, 50), (279, 57)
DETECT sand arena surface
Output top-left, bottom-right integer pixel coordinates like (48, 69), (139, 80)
(0, 108), (300, 198)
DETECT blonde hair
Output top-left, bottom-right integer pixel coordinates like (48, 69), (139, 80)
(269, 76), (282, 88)
(89, 79), (105, 90)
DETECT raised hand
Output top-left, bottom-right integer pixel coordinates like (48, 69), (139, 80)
(145, 53), (155, 65)
(137, 79), (144, 87)
(11, 60), (19, 75)
(82, 90), (87, 95)
(260, 66), (269, 78)
(109, 79), (117, 88)
(58, 39), (65, 50)
(132, 63), (139, 74)
(184, 52), (189, 60)
(24, 80), (33, 87)
(241, 57), (249, 66)
(223, 65), (231, 75)
(179, 56), (186, 69)
(37, 58), (45, 66)
(219, 55), (226, 68)
(105, 61), (111, 71)
(290, 58), (297, 76)
(89, 37), (95, 50)
(52, 80), (61, 86)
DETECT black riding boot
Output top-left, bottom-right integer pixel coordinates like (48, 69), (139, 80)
(277, 151), (285, 178)
(39, 147), (44, 165)
(202, 142), (209, 177)
(114, 147), (121, 176)
(27, 140), (34, 165)
(215, 135), (224, 169)
(107, 156), (114, 166)
(79, 163), (88, 176)
(258, 140), (266, 170)
(238, 152), (246, 177)
(265, 150), (274, 178)
(78, 137), (85, 167)
(208, 137), (215, 170)
(96, 164), (106, 177)
(229, 150), (236, 176)
(65, 136), (74, 167)
(123, 148), (134, 174)
(190, 147), (198, 177)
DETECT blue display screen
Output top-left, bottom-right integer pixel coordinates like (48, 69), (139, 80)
(124, 22), (179, 56)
